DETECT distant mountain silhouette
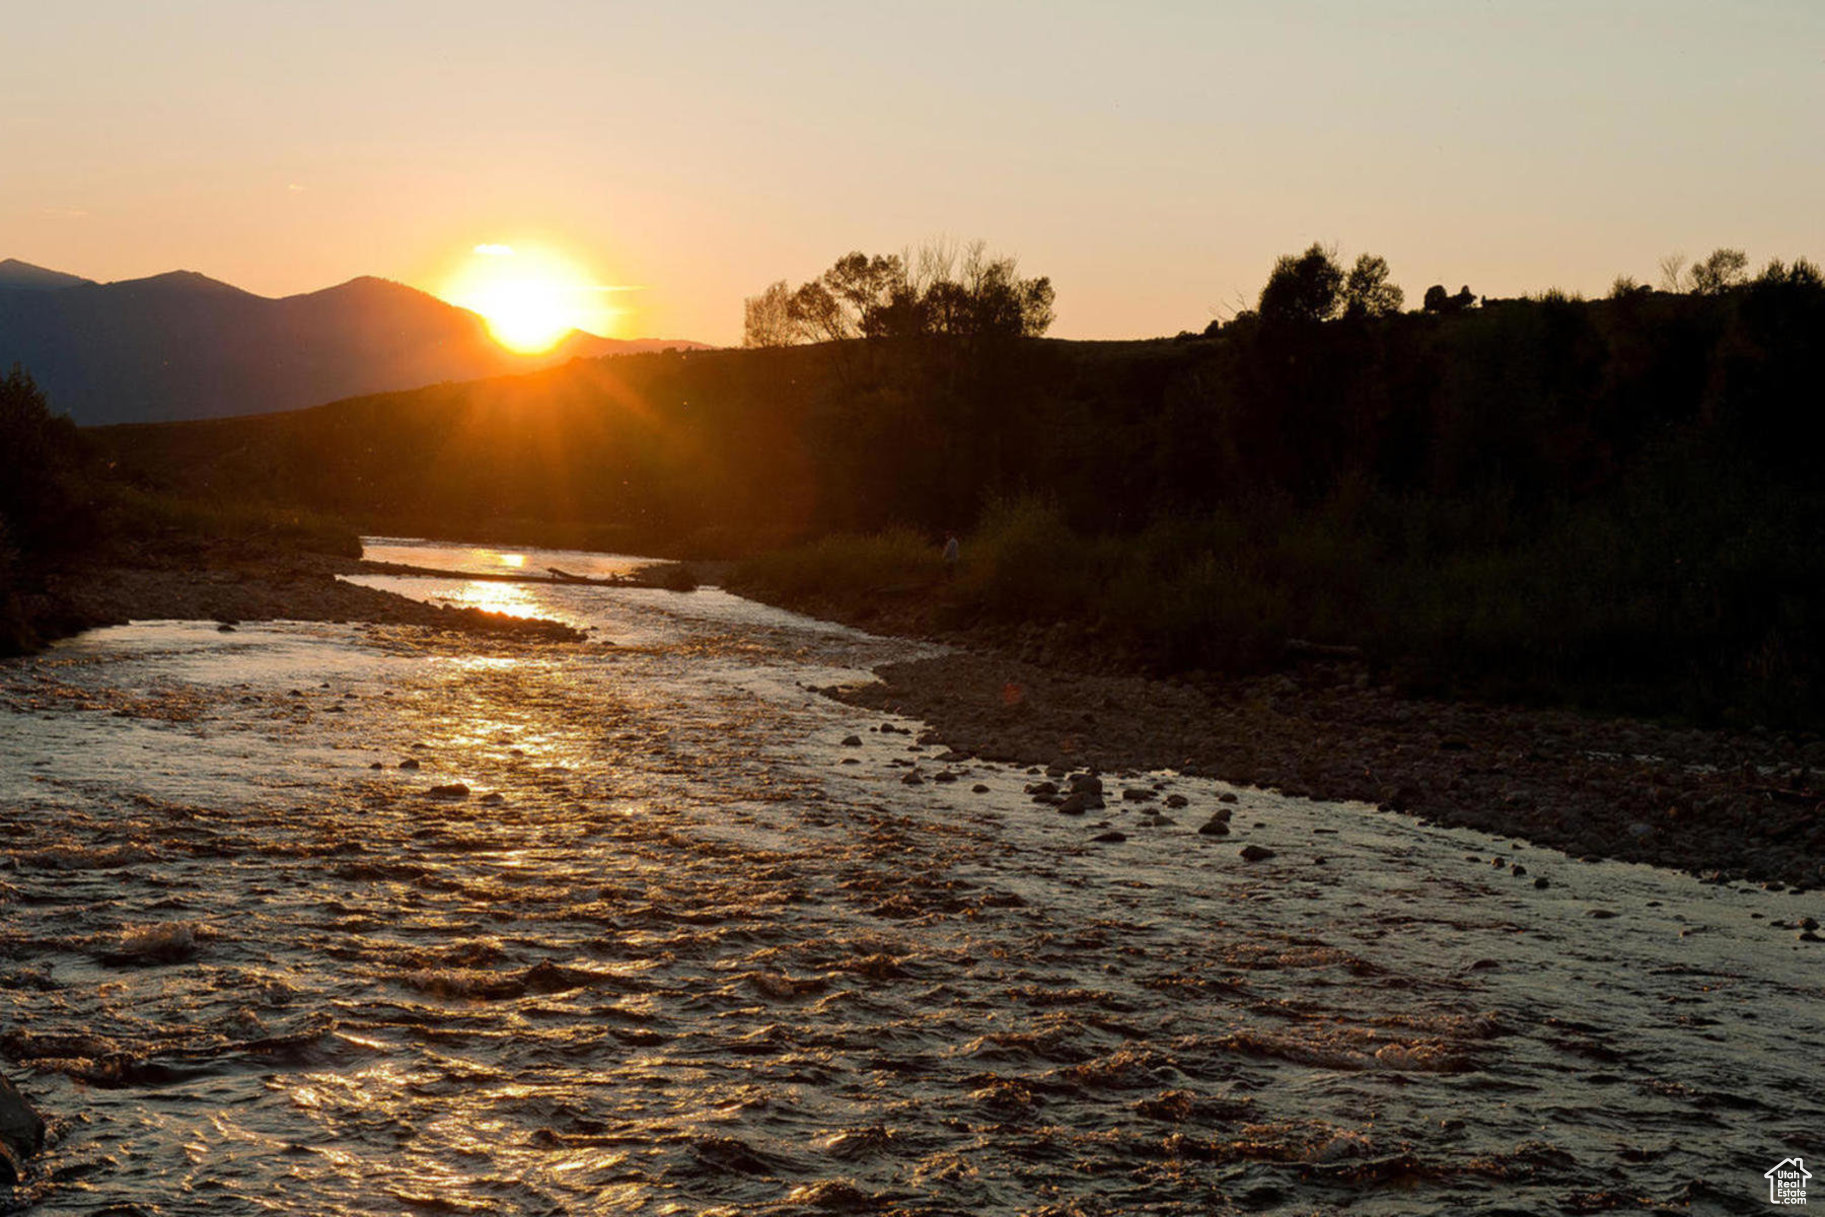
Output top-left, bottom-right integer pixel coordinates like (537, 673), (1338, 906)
(0, 258), (96, 290)
(0, 262), (711, 424)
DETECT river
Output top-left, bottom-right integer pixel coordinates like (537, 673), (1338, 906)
(0, 539), (1815, 1214)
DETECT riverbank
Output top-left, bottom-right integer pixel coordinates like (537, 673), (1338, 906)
(14, 550), (584, 647)
(745, 591), (1825, 890)
(20, 543), (1825, 889)
(6, 547), (1812, 1213)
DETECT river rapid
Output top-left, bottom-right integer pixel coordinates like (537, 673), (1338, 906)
(0, 539), (1816, 1215)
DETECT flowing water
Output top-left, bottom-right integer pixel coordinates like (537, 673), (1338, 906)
(0, 541), (1817, 1215)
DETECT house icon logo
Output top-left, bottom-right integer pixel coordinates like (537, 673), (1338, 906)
(1767, 1157), (1811, 1205)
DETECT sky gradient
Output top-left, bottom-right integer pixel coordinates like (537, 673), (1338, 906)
(5, 1), (1821, 344)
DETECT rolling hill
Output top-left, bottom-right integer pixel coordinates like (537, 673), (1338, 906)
(0, 259), (709, 424)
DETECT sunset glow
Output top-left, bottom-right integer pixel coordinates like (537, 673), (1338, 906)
(441, 244), (605, 353)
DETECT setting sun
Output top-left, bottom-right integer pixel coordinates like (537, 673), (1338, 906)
(441, 244), (607, 353)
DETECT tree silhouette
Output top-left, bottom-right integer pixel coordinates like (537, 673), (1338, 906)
(747, 242), (1053, 344)
(825, 253), (905, 336)
(789, 280), (851, 344)
(1342, 253), (1404, 318)
(1689, 248), (1749, 295)
(742, 281), (796, 347)
(0, 365), (86, 561)
(1258, 244), (1344, 324)
(1422, 284), (1476, 315)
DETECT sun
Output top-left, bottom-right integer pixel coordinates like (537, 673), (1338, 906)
(441, 244), (604, 354)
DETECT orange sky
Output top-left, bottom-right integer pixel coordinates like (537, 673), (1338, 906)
(4, 2), (1821, 345)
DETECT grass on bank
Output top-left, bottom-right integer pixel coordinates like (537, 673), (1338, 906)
(729, 527), (947, 604)
(731, 485), (1824, 730)
(94, 488), (362, 562)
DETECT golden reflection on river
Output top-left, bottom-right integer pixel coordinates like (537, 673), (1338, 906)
(446, 578), (542, 618)
(0, 547), (1816, 1215)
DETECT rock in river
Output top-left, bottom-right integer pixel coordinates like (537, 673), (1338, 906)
(0, 1071), (45, 1185)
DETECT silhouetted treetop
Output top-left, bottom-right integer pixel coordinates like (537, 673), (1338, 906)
(1756, 257), (1823, 289)
(0, 365), (88, 559)
(1343, 254), (1404, 319)
(1422, 284), (1476, 314)
(1689, 248), (1749, 295)
(743, 281), (797, 348)
(744, 241), (1053, 347)
(1258, 244), (1344, 325)
(1257, 245), (1408, 325)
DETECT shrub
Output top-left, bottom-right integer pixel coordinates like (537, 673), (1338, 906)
(729, 527), (940, 604)
(632, 561), (699, 592)
(953, 496), (1102, 621)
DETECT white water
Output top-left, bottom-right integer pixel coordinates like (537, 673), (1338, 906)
(0, 541), (1816, 1214)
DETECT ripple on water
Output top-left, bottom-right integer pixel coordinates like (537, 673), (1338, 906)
(0, 543), (1818, 1214)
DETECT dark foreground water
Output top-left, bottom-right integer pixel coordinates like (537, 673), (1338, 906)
(0, 541), (1817, 1215)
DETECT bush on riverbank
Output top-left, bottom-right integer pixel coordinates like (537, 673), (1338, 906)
(736, 454), (1824, 728)
(0, 367), (363, 652)
(629, 561), (701, 591)
(730, 528), (942, 609)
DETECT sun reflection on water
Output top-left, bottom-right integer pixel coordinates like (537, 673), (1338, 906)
(447, 580), (542, 619)
(14, 558), (1813, 1214)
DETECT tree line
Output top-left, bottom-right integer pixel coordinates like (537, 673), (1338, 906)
(743, 241), (1054, 347)
(26, 233), (1825, 723)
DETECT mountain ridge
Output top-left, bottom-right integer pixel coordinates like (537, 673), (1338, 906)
(0, 258), (96, 290)
(0, 260), (711, 424)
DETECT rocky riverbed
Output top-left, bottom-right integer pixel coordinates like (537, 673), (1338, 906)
(4, 543), (1822, 1214)
(828, 648), (1825, 890)
(32, 543), (1825, 890)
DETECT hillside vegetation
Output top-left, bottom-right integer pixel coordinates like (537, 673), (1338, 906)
(0, 366), (357, 652)
(74, 257), (1825, 724)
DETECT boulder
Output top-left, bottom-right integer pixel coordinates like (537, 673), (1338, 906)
(0, 1072), (44, 1184)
